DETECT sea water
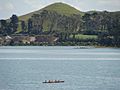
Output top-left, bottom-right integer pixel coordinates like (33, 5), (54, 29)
(0, 46), (120, 90)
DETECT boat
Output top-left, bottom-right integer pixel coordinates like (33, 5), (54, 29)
(43, 80), (64, 83)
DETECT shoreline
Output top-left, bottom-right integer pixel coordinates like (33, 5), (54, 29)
(0, 45), (119, 48)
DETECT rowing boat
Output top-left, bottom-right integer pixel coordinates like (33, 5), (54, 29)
(43, 80), (64, 83)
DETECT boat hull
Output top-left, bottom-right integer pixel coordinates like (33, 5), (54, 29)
(43, 81), (64, 83)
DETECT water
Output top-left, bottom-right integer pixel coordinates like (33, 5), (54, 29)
(0, 46), (120, 90)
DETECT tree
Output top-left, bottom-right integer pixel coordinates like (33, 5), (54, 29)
(108, 17), (120, 46)
(82, 13), (92, 33)
(10, 14), (18, 33)
(21, 20), (26, 33)
(0, 20), (7, 34)
(28, 18), (33, 34)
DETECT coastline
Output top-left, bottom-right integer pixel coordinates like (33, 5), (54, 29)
(0, 45), (119, 48)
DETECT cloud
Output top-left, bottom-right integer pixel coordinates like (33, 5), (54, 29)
(24, 0), (44, 9)
(98, 0), (120, 4)
(0, 2), (14, 11)
(24, 0), (36, 5)
(24, 0), (57, 10)
(0, 2), (15, 19)
(71, 0), (120, 11)
(5, 3), (14, 10)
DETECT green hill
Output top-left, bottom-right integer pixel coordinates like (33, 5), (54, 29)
(0, 2), (120, 46)
(42, 3), (83, 16)
(19, 2), (84, 21)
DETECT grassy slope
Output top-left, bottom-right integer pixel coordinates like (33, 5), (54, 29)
(70, 34), (98, 40)
(18, 2), (84, 33)
(43, 3), (84, 16)
(19, 2), (84, 21)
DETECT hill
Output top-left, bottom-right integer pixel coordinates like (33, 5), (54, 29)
(19, 2), (84, 21)
(0, 2), (120, 47)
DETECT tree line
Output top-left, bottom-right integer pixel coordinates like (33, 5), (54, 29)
(0, 10), (120, 47)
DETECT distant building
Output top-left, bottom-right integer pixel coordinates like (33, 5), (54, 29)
(22, 40), (30, 44)
(30, 37), (36, 42)
(35, 35), (58, 43)
(0, 35), (58, 45)
(5, 35), (12, 40)
(12, 36), (31, 44)
(12, 36), (22, 44)
(3, 35), (12, 45)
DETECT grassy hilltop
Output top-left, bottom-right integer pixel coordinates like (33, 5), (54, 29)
(19, 2), (84, 21)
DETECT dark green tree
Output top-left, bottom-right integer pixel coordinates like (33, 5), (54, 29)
(10, 14), (19, 33)
(0, 20), (7, 34)
(28, 18), (33, 34)
(21, 20), (26, 33)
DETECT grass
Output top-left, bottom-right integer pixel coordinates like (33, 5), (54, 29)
(16, 22), (22, 33)
(70, 34), (98, 40)
(19, 2), (84, 21)
(43, 20), (51, 32)
(18, 3), (85, 34)
(43, 2), (84, 16)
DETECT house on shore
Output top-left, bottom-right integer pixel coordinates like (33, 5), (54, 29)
(0, 35), (58, 45)
(35, 35), (59, 44)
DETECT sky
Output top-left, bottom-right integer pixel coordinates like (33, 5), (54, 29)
(0, 0), (120, 19)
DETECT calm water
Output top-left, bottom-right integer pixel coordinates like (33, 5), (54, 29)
(0, 46), (120, 90)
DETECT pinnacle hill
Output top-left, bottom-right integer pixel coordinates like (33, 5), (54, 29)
(19, 2), (84, 21)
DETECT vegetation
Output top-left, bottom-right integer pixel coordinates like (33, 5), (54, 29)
(19, 2), (84, 21)
(43, 3), (84, 16)
(0, 3), (120, 47)
(70, 34), (97, 40)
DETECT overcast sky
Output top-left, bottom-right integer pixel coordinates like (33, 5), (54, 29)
(0, 0), (120, 19)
